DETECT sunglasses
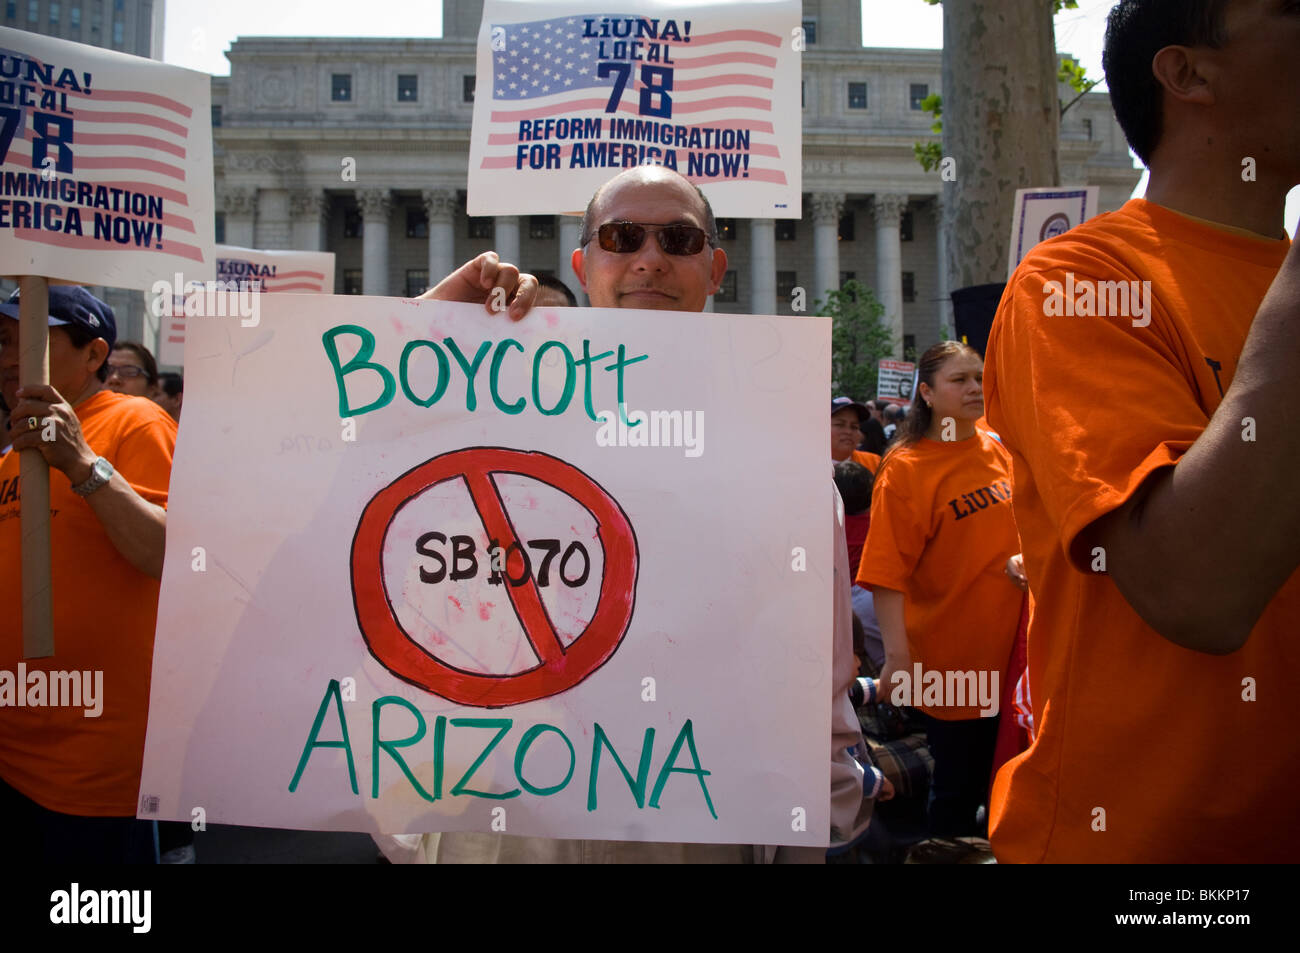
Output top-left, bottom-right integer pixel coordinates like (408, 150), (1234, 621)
(588, 221), (715, 256)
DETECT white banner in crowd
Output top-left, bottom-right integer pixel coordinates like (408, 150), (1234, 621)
(140, 295), (831, 845)
(1006, 186), (1100, 280)
(155, 245), (336, 367)
(876, 359), (915, 406)
(468, 0), (802, 218)
(0, 27), (214, 287)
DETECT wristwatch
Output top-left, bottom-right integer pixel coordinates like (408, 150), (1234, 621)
(71, 456), (114, 497)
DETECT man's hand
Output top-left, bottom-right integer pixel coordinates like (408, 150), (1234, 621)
(7, 384), (96, 482)
(419, 251), (538, 320)
(877, 775), (895, 802)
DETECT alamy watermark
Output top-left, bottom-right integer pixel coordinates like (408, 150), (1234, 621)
(0, 663), (103, 717)
(595, 403), (704, 458)
(1042, 272), (1151, 328)
(888, 663), (999, 717)
(149, 271), (261, 327)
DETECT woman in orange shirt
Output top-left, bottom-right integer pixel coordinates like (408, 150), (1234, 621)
(856, 341), (1022, 838)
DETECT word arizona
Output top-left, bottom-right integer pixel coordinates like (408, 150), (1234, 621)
(1041, 272), (1152, 327)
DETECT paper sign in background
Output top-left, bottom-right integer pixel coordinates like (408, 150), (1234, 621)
(468, 0), (802, 217)
(1006, 186), (1100, 280)
(140, 296), (832, 846)
(0, 27), (214, 288)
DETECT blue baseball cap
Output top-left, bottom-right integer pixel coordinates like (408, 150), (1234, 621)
(0, 286), (117, 352)
(831, 396), (870, 420)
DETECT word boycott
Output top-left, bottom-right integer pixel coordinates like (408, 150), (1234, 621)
(289, 680), (719, 818)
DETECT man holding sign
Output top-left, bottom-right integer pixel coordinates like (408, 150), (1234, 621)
(416, 166), (875, 863)
(0, 287), (175, 862)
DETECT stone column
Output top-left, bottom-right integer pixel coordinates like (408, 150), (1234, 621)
(811, 193), (844, 308)
(931, 197), (952, 342)
(290, 189), (330, 252)
(358, 188), (391, 296)
(873, 193), (908, 357)
(749, 218), (776, 314)
(220, 186), (256, 248)
(254, 188), (290, 249)
(558, 216), (585, 304)
(495, 215), (521, 270)
(423, 188), (457, 286)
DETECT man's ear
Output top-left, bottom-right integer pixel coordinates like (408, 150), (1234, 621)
(571, 247), (589, 292)
(708, 248), (728, 295)
(87, 338), (110, 377)
(1151, 45), (1217, 108)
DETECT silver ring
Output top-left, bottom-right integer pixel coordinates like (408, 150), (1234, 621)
(27, 416), (37, 431)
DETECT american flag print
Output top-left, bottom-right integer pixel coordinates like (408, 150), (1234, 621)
(0, 26), (215, 290)
(469, 1), (801, 218)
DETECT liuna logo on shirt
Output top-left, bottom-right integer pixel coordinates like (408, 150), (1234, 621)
(946, 480), (1011, 521)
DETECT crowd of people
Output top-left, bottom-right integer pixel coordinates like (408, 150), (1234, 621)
(0, 0), (1296, 864)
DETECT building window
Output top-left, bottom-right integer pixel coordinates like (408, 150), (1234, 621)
(715, 271), (738, 303)
(902, 272), (916, 303)
(91, 8), (100, 33)
(840, 271), (855, 286)
(49, 1), (59, 26)
(114, 0), (123, 9)
(70, 5), (79, 29)
(214, 213), (225, 245)
(112, 18), (122, 45)
(903, 334), (917, 362)
(331, 74), (352, 102)
(210, 105), (222, 127)
(801, 80), (805, 109)
(1083, 118), (1093, 140)
(848, 82), (867, 110)
(468, 216), (493, 240)
(405, 270), (429, 297)
(5, 1), (14, 20)
(716, 218), (737, 241)
(801, 18), (816, 45)
(26, 0), (36, 22)
(343, 270), (364, 296)
(343, 209), (362, 238)
(839, 213), (855, 242)
(776, 270), (797, 298)
(406, 208), (428, 239)
(910, 83), (929, 111)
(900, 210), (913, 242)
(463, 75), (476, 103)
(529, 215), (555, 240)
(775, 220), (796, 241)
(397, 74), (418, 102)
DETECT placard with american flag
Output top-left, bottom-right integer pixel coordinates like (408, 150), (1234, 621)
(156, 245), (336, 368)
(0, 26), (215, 289)
(468, 0), (801, 218)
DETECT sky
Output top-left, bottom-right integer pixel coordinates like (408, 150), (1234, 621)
(161, 0), (1296, 234)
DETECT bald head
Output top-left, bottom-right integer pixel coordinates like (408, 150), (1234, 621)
(580, 166), (718, 247)
(571, 166), (728, 312)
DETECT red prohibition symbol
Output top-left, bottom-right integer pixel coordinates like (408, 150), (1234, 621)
(351, 447), (639, 708)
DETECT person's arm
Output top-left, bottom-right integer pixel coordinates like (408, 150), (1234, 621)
(419, 251), (539, 319)
(1083, 238), (1300, 654)
(8, 385), (167, 578)
(873, 587), (912, 701)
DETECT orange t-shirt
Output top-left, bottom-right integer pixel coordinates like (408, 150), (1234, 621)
(850, 449), (881, 475)
(0, 390), (176, 816)
(855, 431), (1021, 720)
(984, 198), (1298, 861)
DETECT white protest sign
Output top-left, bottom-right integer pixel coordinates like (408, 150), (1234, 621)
(876, 359), (915, 406)
(140, 295), (832, 846)
(1006, 186), (1100, 280)
(0, 27), (215, 287)
(468, 0), (802, 218)
(155, 245), (336, 367)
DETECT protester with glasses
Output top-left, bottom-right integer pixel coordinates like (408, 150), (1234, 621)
(106, 341), (160, 399)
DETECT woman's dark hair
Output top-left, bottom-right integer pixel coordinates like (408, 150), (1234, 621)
(57, 324), (112, 382)
(832, 459), (874, 516)
(1102, 0), (1230, 166)
(882, 341), (981, 462)
(112, 341), (159, 387)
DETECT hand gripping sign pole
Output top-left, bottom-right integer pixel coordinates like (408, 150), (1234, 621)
(18, 275), (54, 658)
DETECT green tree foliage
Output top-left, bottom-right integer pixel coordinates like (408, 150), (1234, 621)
(819, 280), (896, 400)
